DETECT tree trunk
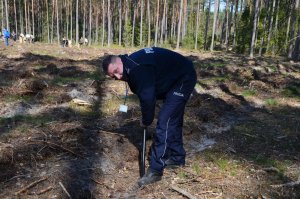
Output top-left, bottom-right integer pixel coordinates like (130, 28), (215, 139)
(1, 0), (4, 31)
(254, 2), (261, 48)
(66, 0), (69, 40)
(70, 0), (73, 42)
(101, 0), (105, 47)
(266, 0), (276, 52)
(210, 0), (219, 51)
(250, 0), (260, 58)
(224, 0), (229, 49)
(32, 0), (34, 37)
(4, 0), (8, 31)
(119, 0), (122, 46)
(76, 0), (79, 46)
(124, 0), (129, 46)
(292, 24), (300, 60)
(240, 0), (244, 13)
(51, 0), (54, 43)
(38, 0), (41, 39)
(288, 0), (299, 58)
(170, 3), (174, 38)
(89, 0), (92, 46)
(27, 0), (30, 34)
(147, 0), (151, 46)
(284, 11), (291, 48)
(227, 3), (233, 50)
(195, 0), (200, 50)
(232, 0), (238, 48)
(164, 0), (168, 43)
(154, 0), (159, 46)
(83, 1), (86, 42)
(107, 0), (111, 46)
(14, 0), (17, 35)
(182, 0), (187, 37)
(140, 0), (143, 46)
(95, 5), (99, 44)
(204, 0), (211, 50)
(292, 2), (300, 60)
(272, 0), (280, 55)
(160, 0), (166, 45)
(258, 9), (267, 56)
(25, 0), (28, 34)
(132, 2), (136, 47)
(176, 0), (183, 49)
(46, 0), (50, 43)
(56, 0), (59, 44)
(20, 1), (24, 34)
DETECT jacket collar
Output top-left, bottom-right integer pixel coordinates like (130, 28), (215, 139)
(119, 54), (139, 81)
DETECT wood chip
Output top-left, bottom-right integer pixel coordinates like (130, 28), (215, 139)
(170, 185), (197, 199)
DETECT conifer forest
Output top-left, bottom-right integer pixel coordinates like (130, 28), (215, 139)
(0, 0), (299, 198)
(0, 0), (300, 58)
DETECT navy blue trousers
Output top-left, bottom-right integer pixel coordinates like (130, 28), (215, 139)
(150, 69), (197, 174)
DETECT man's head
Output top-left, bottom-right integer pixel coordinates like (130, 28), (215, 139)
(102, 55), (124, 80)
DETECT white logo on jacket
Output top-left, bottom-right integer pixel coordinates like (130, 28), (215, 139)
(144, 47), (154, 54)
(173, 92), (184, 97)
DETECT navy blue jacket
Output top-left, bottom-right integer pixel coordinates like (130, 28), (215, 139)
(119, 47), (194, 126)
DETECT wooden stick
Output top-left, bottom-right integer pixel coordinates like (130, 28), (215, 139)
(262, 167), (280, 173)
(29, 140), (84, 158)
(15, 176), (48, 195)
(90, 178), (103, 185)
(4, 174), (27, 183)
(59, 181), (71, 198)
(270, 179), (300, 188)
(170, 185), (197, 199)
(37, 186), (53, 195)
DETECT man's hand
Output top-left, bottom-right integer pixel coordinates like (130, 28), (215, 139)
(140, 120), (148, 128)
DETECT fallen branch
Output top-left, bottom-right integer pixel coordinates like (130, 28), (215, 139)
(239, 132), (258, 138)
(170, 185), (197, 199)
(71, 98), (92, 106)
(262, 167), (280, 173)
(29, 140), (84, 158)
(15, 176), (48, 195)
(37, 186), (53, 195)
(90, 178), (104, 185)
(59, 181), (71, 198)
(4, 174), (27, 183)
(271, 177), (300, 188)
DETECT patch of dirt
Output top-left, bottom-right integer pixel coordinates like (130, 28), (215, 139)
(0, 43), (299, 198)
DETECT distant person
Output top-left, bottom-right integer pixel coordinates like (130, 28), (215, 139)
(12, 31), (16, 41)
(3, 29), (10, 47)
(19, 33), (25, 43)
(62, 37), (69, 47)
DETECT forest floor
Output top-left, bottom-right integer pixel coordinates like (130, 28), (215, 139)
(0, 41), (299, 199)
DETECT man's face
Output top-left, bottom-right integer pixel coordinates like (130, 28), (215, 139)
(107, 57), (123, 80)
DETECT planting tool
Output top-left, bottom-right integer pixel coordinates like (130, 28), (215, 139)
(140, 127), (147, 177)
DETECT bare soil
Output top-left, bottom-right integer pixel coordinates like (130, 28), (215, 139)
(0, 41), (299, 199)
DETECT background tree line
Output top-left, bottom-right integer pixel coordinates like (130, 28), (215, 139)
(0, 0), (300, 60)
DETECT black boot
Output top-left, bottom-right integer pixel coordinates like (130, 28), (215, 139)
(164, 159), (185, 169)
(138, 169), (162, 187)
